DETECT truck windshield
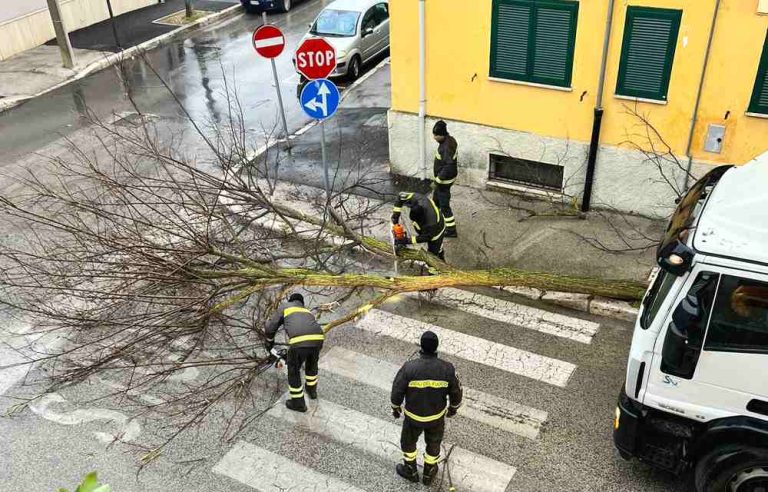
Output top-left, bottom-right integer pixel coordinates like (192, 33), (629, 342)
(641, 270), (677, 329)
(311, 10), (360, 37)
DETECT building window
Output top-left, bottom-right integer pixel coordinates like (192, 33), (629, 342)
(616, 7), (682, 101)
(489, 0), (579, 88)
(748, 30), (768, 115)
(489, 154), (564, 191)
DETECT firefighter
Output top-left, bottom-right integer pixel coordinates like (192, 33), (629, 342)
(432, 120), (458, 238)
(391, 331), (463, 485)
(265, 293), (325, 413)
(391, 191), (445, 261)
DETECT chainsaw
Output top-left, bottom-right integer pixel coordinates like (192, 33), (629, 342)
(391, 223), (408, 275)
(269, 347), (288, 369)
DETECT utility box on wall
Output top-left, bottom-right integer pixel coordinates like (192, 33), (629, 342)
(759, 0), (768, 15)
(704, 124), (726, 154)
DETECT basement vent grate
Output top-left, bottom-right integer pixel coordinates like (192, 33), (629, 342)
(488, 154), (564, 192)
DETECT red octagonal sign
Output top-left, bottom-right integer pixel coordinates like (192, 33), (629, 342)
(252, 25), (285, 59)
(295, 38), (337, 80)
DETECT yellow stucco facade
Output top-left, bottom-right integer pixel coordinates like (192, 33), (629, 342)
(390, 0), (768, 166)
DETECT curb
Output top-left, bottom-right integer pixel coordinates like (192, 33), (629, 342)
(500, 286), (639, 322)
(0, 4), (243, 114)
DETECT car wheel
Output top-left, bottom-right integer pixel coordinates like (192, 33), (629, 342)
(695, 446), (768, 492)
(347, 56), (361, 81)
(277, 0), (291, 12)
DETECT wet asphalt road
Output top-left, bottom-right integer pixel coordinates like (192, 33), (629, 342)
(0, 0), (338, 165)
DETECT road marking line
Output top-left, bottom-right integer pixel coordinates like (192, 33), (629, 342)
(412, 287), (600, 344)
(357, 309), (576, 388)
(214, 441), (364, 492)
(268, 395), (516, 492)
(320, 347), (547, 440)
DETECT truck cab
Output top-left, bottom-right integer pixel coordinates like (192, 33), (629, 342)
(614, 155), (768, 492)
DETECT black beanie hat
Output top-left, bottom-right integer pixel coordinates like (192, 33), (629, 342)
(420, 331), (439, 354)
(432, 120), (448, 137)
(288, 293), (304, 304)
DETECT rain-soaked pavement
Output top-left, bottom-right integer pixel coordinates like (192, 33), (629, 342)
(0, 0), (350, 165)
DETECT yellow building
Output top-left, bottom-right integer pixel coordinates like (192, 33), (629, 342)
(387, 0), (768, 217)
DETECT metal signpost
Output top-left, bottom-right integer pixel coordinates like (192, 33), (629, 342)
(252, 20), (289, 141)
(300, 79), (340, 199)
(295, 39), (338, 202)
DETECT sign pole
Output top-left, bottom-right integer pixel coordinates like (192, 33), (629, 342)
(320, 120), (330, 202)
(261, 12), (290, 142)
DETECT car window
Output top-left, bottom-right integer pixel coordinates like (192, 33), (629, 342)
(705, 275), (768, 354)
(641, 270), (677, 329)
(374, 3), (389, 24)
(312, 9), (360, 37)
(362, 7), (377, 31)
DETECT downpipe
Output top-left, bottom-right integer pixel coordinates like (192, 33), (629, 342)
(418, 0), (427, 180)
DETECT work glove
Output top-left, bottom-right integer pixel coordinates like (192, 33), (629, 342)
(446, 407), (458, 418)
(392, 406), (402, 419)
(265, 340), (275, 352)
(430, 180), (437, 191)
(391, 213), (400, 225)
(394, 235), (411, 246)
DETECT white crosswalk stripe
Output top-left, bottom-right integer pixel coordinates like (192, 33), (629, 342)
(267, 395), (517, 492)
(214, 441), (365, 492)
(356, 309), (576, 387)
(411, 288), (600, 344)
(320, 346), (547, 439)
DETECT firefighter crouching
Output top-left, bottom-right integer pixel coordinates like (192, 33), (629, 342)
(265, 293), (325, 413)
(391, 191), (446, 261)
(391, 331), (463, 485)
(432, 120), (458, 238)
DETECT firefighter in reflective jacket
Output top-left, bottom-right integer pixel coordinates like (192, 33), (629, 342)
(391, 191), (446, 260)
(432, 120), (458, 238)
(391, 331), (463, 485)
(265, 293), (325, 413)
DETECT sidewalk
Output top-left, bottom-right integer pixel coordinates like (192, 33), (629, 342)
(0, 0), (240, 113)
(265, 62), (663, 286)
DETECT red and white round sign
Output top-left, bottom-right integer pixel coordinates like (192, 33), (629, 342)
(295, 38), (337, 80)
(252, 25), (285, 59)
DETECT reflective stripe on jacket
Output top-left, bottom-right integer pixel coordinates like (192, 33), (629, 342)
(390, 352), (463, 425)
(265, 300), (324, 348)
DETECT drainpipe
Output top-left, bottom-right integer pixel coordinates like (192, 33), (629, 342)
(682, 0), (721, 192)
(581, 0), (615, 212)
(418, 0), (427, 180)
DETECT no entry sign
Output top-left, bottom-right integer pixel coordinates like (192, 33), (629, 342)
(295, 38), (336, 80)
(252, 25), (285, 59)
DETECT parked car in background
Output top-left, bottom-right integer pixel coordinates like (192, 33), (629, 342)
(294, 0), (389, 80)
(240, 0), (297, 14)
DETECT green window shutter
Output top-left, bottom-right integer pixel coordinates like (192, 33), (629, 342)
(748, 30), (768, 115)
(616, 7), (682, 101)
(490, 1), (532, 81)
(490, 0), (578, 88)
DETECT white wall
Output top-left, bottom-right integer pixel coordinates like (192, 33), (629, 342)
(0, 0), (157, 60)
(388, 110), (713, 219)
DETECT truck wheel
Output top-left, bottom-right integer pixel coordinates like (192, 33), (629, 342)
(695, 446), (768, 492)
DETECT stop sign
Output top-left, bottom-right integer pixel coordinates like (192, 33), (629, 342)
(295, 38), (337, 80)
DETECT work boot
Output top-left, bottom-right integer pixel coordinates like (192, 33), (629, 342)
(422, 463), (438, 486)
(285, 397), (307, 413)
(443, 229), (458, 238)
(395, 461), (419, 483)
(305, 384), (317, 400)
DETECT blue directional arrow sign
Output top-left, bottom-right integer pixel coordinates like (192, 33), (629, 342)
(300, 78), (340, 121)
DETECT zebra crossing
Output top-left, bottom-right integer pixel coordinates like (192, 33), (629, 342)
(212, 288), (602, 492)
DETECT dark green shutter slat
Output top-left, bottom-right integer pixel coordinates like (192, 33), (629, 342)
(492, 3), (530, 78)
(532, 7), (574, 84)
(748, 30), (768, 114)
(489, 0), (578, 88)
(616, 7), (681, 100)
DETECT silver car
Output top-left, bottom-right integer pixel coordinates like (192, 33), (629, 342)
(295, 0), (390, 80)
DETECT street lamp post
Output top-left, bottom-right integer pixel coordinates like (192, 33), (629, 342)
(104, 0), (122, 49)
(46, 0), (75, 68)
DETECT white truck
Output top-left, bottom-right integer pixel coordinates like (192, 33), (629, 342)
(613, 155), (768, 492)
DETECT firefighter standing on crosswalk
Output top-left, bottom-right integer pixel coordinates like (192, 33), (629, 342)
(432, 120), (458, 238)
(391, 191), (446, 261)
(265, 293), (324, 413)
(390, 331), (463, 485)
